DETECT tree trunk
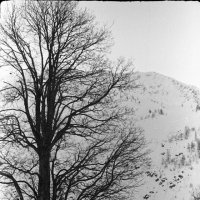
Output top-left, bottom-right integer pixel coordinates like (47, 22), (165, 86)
(38, 149), (51, 200)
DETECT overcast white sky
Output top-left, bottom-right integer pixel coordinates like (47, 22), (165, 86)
(1, 1), (200, 87)
(79, 1), (200, 88)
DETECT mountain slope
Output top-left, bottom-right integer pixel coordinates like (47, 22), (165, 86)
(124, 71), (200, 200)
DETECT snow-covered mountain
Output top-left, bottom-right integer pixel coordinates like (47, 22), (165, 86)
(124, 71), (200, 200)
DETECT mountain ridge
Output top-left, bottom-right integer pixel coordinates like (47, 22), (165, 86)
(125, 71), (200, 200)
(135, 71), (200, 90)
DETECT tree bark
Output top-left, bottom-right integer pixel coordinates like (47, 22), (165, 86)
(38, 149), (51, 200)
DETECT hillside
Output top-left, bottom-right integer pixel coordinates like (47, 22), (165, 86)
(123, 72), (200, 200)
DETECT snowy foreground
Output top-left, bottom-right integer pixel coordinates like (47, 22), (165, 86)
(124, 72), (200, 200)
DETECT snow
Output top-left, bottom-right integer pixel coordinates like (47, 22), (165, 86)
(1, 71), (200, 200)
(123, 71), (200, 200)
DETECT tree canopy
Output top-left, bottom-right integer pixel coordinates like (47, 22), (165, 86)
(0, 1), (148, 200)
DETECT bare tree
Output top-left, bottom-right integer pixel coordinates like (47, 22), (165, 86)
(0, 1), (148, 200)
